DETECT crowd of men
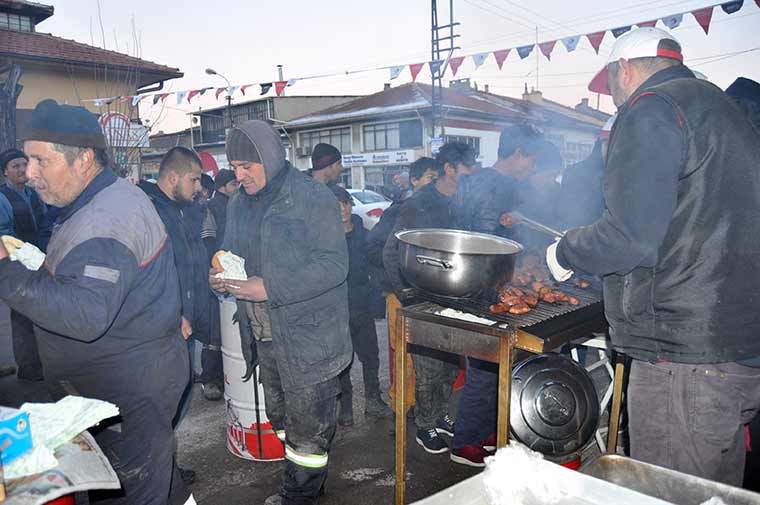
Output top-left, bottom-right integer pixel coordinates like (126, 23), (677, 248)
(0, 25), (759, 505)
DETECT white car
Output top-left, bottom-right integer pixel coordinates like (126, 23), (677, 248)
(347, 189), (392, 230)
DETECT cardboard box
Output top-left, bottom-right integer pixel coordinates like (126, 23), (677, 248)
(0, 406), (33, 465)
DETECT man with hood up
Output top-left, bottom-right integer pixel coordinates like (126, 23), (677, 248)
(209, 120), (351, 505)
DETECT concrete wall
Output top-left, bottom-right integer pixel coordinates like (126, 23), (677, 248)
(274, 96), (359, 123)
(16, 61), (136, 116)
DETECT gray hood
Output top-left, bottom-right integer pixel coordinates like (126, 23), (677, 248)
(226, 120), (286, 182)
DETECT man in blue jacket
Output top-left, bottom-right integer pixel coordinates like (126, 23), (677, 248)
(210, 120), (351, 505)
(0, 100), (190, 504)
(547, 28), (760, 486)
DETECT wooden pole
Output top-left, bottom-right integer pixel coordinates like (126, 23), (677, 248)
(496, 331), (514, 448)
(607, 355), (626, 453)
(394, 310), (408, 505)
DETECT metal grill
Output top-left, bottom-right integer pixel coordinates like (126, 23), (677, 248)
(411, 283), (603, 335)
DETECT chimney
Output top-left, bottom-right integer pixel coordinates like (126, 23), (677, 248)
(473, 82), (479, 91)
(384, 83), (391, 91)
(522, 88), (543, 104)
(484, 84), (489, 93)
(449, 78), (472, 92)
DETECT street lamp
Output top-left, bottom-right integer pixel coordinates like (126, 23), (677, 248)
(205, 67), (234, 128)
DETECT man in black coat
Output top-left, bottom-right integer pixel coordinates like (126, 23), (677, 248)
(549, 28), (760, 485)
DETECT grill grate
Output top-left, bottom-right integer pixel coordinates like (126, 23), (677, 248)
(411, 284), (603, 330)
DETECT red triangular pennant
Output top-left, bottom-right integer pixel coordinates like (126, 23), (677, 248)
(586, 31), (606, 54)
(493, 49), (510, 70)
(187, 89), (201, 103)
(637, 20), (657, 28)
(449, 56), (465, 76)
(538, 40), (557, 60)
(274, 81), (287, 96)
(240, 84), (253, 96)
(160, 93), (171, 102)
(215, 88), (226, 99)
(692, 6), (714, 34)
(409, 63), (425, 82)
(757, 0), (759, 8)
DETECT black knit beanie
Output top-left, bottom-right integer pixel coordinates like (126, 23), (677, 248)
(214, 169), (237, 189)
(311, 143), (341, 171)
(21, 99), (107, 149)
(0, 149), (28, 174)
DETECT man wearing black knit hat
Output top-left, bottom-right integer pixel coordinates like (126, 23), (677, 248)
(309, 142), (343, 185)
(0, 100), (191, 504)
(210, 120), (351, 505)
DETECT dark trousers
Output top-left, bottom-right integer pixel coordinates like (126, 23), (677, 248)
(258, 342), (339, 505)
(11, 310), (43, 379)
(339, 313), (381, 398)
(200, 294), (223, 384)
(453, 358), (498, 449)
(412, 346), (459, 430)
(628, 359), (760, 487)
(53, 342), (190, 505)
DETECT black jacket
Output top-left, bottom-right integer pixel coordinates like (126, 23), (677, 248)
(556, 143), (605, 229)
(0, 168), (187, 389)
(383, 183), (455, 298)
(453, 167), (519, 237)
(557, 65), (760, 364)
(206, 191), (229, 251)
(346, 214), (373, 315)
(0, 184), (46, 248)
(140, 181), (210, 342)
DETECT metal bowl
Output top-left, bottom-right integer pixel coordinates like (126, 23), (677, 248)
(396, 228), (523, 298)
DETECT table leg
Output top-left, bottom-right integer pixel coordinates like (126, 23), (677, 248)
(606, 355), (626, 453)
(395, 311), (407, 505)
(496, 332), (514, 449)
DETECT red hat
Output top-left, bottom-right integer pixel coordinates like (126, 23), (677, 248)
(589, 27), (683, 95)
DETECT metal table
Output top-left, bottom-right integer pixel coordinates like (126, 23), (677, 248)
(393, 300), (613, 505)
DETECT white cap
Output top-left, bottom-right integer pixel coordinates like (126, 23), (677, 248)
(599, 114), (617, 139)
(589, 27), (683, 95)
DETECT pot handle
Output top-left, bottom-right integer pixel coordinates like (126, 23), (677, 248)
(416, 255), (455, 271)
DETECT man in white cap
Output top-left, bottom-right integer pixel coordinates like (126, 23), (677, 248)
(546, 27), (760, 485)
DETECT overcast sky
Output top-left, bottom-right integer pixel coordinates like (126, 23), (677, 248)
(39, 0), (760, 133)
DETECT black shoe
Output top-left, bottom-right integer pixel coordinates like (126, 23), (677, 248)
(0, 365), (17, 378)
(365, 393), (393, 418)
(415, 428), (449, 454)
(201, 382), (223, 401)
(435, 414), (455, 437)
(17, 367), (44, 382)
(179, 466), (196, 485)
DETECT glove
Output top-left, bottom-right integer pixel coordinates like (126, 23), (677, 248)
(546, 240), (573, 282)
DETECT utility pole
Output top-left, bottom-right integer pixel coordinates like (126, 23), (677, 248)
(430, 0), (460, 145)
(277, 65), (285, 97)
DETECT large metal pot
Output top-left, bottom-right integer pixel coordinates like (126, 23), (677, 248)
(510, 354), (600, 457)
(396, 228), (523, 298)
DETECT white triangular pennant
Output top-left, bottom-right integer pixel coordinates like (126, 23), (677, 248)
(389, 65), (404, 80)
(227, 86), (239, 97)
(561, 36), (580, 52)
(286, 79), (297, 87)
(175, 91), (188, 105)
(472, 52), (489, 69)
(94, 99), (103, 107)
(131, 95), (142, 107)
(662, 13), (684, 29)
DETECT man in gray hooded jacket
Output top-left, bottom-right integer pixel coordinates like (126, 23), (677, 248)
(209, 120), (351, 505)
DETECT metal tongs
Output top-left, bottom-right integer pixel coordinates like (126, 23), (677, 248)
(511, 211), (565, 239)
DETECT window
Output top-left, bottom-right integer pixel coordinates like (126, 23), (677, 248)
(0, 13), (33, 32)
(363, 120), (422, 152)
(351, 190), (388, 205)
(299, 127), (352, 155)
(443, 135), (481, 157)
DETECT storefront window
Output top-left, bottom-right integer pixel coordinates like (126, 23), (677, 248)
(299, 127), (352, 155)
(363, 120), (422, 152)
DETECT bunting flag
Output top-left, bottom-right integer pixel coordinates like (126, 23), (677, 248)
(260, 83), (272, 95)
(160, 93), (170, 103)
(215, 87), (227, 99)
(721, 0), (743, 14)
(662, 13), (683, 29)
(516, 44), (534, 59)
(409, 62), (425, 82)
(187, 89), (201, 102)
(472, 52), (489, 68)
(637, 20), (658, 27)
(449, 56), (465, 76)
(175, 90), (188, 105)
(429, 60), (443, 75)
(94, 99), (103, 107)
(561, 35), (580, 52)
(389, 65), (404, 80)
(117, 96), (130, 104)
(274, 81), (288, 96)
(692, 6), (714, 34)
(199, 87), (212, 96)
(240, 85), (252, 96)
(131, 95), (143, 107)
(586, 31), (606, 54)
(756, 0), (759, 8)
(611, 26), (631, 38)
(227, 86), (240, 97)
(152, 94), (162, 105)
(538, 41), (556, 60)
(287, 79), (297, 87)
(493, 49), (510, 69)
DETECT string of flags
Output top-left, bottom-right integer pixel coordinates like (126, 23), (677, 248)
(83, 0), (758, 106)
